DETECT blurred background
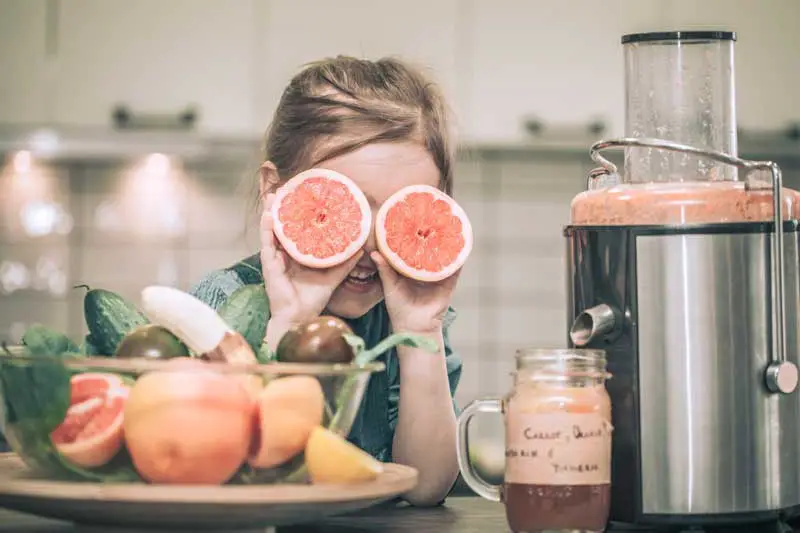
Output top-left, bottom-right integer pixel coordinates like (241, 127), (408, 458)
(1, 1), (799, 469)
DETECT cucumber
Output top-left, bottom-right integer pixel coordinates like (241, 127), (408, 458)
(78, 334), (101, 356)
(21, 325), (79, 356)
(80, 287), (149, 356)
(218, 284), (271, 354)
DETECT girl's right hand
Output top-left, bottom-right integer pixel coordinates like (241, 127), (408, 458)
(259, 193), (362, 346)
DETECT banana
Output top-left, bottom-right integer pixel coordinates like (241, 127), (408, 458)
(140, 286), (257, 366)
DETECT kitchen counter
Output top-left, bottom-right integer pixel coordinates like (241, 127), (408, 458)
(2, 496), (800, 533)
(2, 497), (501, 533)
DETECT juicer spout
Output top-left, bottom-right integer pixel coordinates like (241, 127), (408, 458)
(570, 304), (617, 346)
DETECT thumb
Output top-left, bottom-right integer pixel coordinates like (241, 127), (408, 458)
(371, 251), (399, 286)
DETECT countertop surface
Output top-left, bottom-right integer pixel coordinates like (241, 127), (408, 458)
(3, 497), (502, 533)
(3, 496), (800, 533)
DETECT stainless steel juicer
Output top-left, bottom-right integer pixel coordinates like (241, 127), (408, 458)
(564, 30), (800, 528)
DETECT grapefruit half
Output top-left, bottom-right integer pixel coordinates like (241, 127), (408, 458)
(375, 184), (473, 282)
(271, 168), (372, 269)
(50, 373), (129, 469)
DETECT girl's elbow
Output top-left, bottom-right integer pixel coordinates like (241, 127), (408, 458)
(401, 472), (459, 507)
(402, 488), (449, 507)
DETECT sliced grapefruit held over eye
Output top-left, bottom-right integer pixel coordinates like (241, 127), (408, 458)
(271, 168), (372, 269)
(376, 184), (473, 283)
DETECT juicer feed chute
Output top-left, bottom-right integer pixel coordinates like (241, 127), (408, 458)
(564, 30), (800, 528)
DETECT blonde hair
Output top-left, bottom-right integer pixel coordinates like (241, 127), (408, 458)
(261, 55), (456, 195)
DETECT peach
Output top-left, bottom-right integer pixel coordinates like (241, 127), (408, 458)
(123, 367), (255, 484)
(248, 375), (325, 469)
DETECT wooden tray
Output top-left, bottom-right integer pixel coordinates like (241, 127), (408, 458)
(0, 453), (417, 530)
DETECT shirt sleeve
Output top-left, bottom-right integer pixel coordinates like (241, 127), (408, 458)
(189, 269), (246, 311)
(387, 307), (463, 431)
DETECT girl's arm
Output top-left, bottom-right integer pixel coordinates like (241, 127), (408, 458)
(391, 323), (462, 506)
(370, 251), (464, 506)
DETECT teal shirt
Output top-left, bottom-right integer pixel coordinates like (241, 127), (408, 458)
(189, 254), (463, 463)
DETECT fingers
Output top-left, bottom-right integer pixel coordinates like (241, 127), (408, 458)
(440, 267), (462, 290)
(371, 251), (399, 287)
(260, 198), (286, 278)
(263, 192), (276, 211)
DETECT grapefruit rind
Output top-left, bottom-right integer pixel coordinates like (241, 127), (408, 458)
(52, 384), (129, 469)
(271, 168), (372, 269)
(375, 184), (473, 283)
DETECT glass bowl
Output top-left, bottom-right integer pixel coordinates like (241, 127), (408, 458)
(0, 345), (383, 485)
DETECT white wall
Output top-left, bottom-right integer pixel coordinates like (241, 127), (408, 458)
(0, 0), (798, 141)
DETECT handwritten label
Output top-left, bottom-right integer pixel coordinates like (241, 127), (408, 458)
(505, 412), (613, 485)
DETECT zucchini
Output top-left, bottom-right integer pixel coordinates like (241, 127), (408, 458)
(218, 284), (271, 354)
(81, 287), (149, 356)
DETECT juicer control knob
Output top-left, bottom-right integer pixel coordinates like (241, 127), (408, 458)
(765, 361), (799, 395)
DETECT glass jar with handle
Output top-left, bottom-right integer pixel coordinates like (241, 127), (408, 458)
(456, 348), (613, 533)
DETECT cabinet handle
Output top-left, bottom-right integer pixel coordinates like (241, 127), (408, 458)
(112, 105), (198, 131)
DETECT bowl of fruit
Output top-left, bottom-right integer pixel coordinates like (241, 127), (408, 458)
(0, 284), (435, 492)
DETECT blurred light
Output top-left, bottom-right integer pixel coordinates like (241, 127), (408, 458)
(12, 150), (32, 174)
(20, 201), (59, 237)
(0, 261), (30, 294)
(120, 153), (187, 238)
(28, 129), (60, 157)
(35, 256), (67, 296)
(144, 153), (171, 179)
(56, 208), (74, 235)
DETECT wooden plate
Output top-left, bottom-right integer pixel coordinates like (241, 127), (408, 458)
(0, 453), (417, 530)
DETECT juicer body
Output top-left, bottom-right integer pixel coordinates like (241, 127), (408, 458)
(565, 222), (800, 526)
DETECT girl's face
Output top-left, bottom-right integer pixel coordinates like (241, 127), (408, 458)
(318, 142), (441, 319)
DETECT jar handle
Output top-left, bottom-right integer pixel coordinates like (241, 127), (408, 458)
(455, 398), (503, 502)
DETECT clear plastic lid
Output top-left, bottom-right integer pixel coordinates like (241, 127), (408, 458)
(623, 31), (737, 184)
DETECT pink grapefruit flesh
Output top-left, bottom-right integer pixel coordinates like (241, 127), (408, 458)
(271, 168), (372, 269)
(51, 373), (129, 469)
(376, 184), (473, 282)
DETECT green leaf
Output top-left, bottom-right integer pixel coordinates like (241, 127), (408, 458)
(1, 352), (70, 432)
(0, 346), (142, 483)
(21, 325), (79, 357)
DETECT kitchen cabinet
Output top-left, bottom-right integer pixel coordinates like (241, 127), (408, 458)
(53, 0), (262, 136)
(258, 0), (463, 132)
(662, 0), (800, 132)
(0, 0), (51, 126)
(461, 0), (665, 143)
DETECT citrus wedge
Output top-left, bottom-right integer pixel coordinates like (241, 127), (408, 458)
(305, 426), (384, 484)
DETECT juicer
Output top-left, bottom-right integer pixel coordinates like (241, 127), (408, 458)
(564, 30), (800, 528)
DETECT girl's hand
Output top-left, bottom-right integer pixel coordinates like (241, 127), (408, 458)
(260, 193), (363, 327)
(371, 251), (460, 335)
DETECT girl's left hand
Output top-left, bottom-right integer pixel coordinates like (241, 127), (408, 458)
(371, 251), (460, 335)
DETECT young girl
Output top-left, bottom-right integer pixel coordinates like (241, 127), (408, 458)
(190, 56), (463, 506)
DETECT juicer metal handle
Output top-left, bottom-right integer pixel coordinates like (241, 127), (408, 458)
(588, 137), (798, 395)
